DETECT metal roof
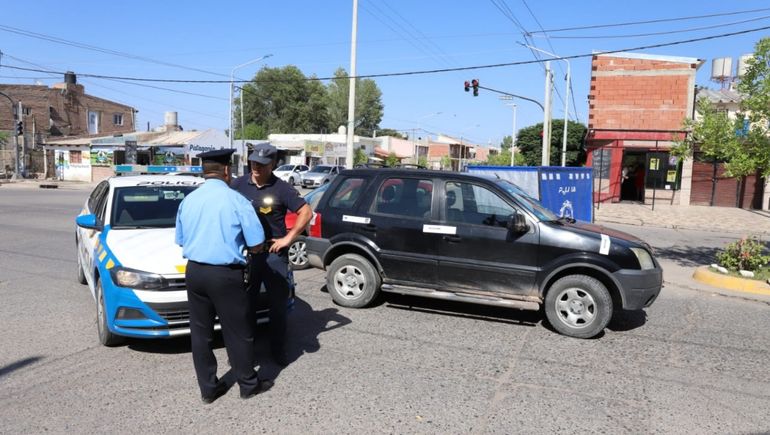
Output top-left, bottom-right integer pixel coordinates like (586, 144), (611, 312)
(696, 88), (743, 104)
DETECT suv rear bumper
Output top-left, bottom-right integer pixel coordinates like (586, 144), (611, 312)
(612, 267), (663, 310)
(306, 237), (331, 269)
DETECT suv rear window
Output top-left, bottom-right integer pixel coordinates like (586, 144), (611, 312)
(327, 177), (365, 210)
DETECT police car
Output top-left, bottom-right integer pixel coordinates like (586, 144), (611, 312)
(75, 166), (290, 346)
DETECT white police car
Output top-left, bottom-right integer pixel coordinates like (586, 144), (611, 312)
(75, 166), (290, 346)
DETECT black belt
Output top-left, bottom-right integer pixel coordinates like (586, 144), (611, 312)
(189, 260), (245, 270)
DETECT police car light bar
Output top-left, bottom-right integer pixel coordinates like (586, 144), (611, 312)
(114, 165), (203, 174)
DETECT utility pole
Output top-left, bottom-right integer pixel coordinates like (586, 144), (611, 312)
(510, 104), (517, 167)
(17, 101), (24, 177)
(542, 61), (553, 166)
(345, 0), (359, 170)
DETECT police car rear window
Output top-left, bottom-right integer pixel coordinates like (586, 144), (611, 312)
(111, 185), (198, 228)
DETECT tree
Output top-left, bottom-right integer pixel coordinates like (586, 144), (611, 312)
(238, 122), (267, 140)
(440, 155), (451, 170)
(515, 119), (587, 166)
(375, 128), (406, 139)
(735, 37), (770, 177)
(354, 147), (368, 166)
(485, 150), (526, 166)
(326, 67), (384, 136)
(418, 156), (428, 168)
(385, 152), (400, 167)
(500, 135), (513, 151)
(240, 66), (329, 135)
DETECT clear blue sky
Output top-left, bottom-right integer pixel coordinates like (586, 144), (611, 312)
(1, 0), (767, 147)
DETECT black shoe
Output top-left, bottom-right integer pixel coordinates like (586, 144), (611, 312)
(272, 348), (290, 367)
(201, 383), (228, 405)
(240, 379), (274, 400)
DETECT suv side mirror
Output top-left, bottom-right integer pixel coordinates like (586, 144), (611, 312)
(76, 214), (103, 231)
(507, 211), (528, 234)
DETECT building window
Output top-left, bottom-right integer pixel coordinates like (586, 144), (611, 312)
(70, 150), (82, 164)
(88, 110), (100, 134)
(113, 113), (124, 126)
(22, 107), (32, 115)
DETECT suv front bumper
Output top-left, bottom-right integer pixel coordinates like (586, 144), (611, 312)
(612, 267), (663, 310)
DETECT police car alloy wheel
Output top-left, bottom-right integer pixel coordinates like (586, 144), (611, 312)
(96, 280), (124, 346)
(326, 253), (381, 308)
(76, 241), (87, 285)
(544, 274), (613, 339)
(288, 236), (309, 270)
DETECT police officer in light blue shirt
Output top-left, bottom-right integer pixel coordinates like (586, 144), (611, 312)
(175, 148), (273, 404)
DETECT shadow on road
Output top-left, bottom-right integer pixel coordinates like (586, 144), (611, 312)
(0, 356), (44, 379)
(652, 245), (722, 268)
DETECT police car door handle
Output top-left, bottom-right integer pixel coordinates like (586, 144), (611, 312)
(443, 235), (462, 243)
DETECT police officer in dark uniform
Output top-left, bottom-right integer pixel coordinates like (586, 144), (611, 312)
(231, 143), (312, 366)
(175, 148), (272, 403)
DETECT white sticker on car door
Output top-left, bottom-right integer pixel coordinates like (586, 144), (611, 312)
(422, 224), (457, 235)
(600, 234), (611, 255)
(343, 215), (371, 224)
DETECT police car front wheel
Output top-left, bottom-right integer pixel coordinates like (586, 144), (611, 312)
(76, 242), (87, 285)
(96, 280), (124, 347)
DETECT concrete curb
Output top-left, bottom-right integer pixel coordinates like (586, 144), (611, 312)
(692, 266), (770, 296)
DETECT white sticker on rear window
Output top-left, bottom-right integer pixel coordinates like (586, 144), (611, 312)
(600, 234), (611, 255)
(423, 224), (456, 235)
(343, 215), (371, 224)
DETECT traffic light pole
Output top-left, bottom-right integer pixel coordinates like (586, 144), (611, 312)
(0, 91), (20, 179)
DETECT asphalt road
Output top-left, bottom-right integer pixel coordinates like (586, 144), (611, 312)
(1, 187), (769, 434)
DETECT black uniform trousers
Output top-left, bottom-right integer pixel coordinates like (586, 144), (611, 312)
(249, 251), (290, 352)
(186, 260), (261, 397)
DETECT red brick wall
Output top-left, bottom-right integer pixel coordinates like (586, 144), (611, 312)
(428, 143), (449, 158)
(588, 55), (697, 131)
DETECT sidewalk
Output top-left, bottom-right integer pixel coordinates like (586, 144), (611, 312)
(594, 202), (770, 236)
(0, 179), (97, 191)
(595, 202), (770, 305)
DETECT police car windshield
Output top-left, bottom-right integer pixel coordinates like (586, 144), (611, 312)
(276, 165), (294, 171)
(111, 185), (198, 228)
(495, 180), (557, 221)
(309, 166), (332, 174)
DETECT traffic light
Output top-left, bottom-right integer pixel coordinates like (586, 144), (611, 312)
(16, 121), (23, 136)
(464, 81), (470, 92)
(471, 79), (479, 96)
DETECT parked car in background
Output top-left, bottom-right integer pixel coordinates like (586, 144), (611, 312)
(284, 183), (329, 269)
(274, 164), (309, 186)
(301, 165), (344, 188)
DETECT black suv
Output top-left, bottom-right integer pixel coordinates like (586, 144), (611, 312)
(306, 168), (662, 338)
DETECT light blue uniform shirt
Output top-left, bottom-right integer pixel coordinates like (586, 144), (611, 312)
(175, 178), (265, 265)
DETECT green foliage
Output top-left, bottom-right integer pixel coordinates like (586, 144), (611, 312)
(238, 123), (267, 140)
(440, 155), (451, 170)
(376, 128), (406, 139)
(385, 152), (400, 167)
(353, 147), (368, 166)
(735, 37), (770, 178)
(500, 135), (513, 151)
(716, 237), (770, 272)
(240, 66), (330, 135)
(417, 156), (428, 168)
(325, 67), (384, 137)
(515, 120), (587, 166)
(485, 150), (526, 166)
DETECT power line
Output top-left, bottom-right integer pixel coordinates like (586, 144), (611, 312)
(528, 6), (770, 33)
(1, 25), (767, 84)
(545, 14), (770, 39)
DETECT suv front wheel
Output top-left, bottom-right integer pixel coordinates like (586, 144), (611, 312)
(326, 254), (381, 308)
(544, 274), (612, 339)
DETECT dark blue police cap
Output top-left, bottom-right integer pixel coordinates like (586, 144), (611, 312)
(197, 148), (235, 164)
(248, 143), (277, 164)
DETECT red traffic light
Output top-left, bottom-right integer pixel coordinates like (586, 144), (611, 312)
(464, 81), (470, 92)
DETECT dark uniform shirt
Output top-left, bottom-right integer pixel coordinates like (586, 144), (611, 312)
(231, 174), (307, 241)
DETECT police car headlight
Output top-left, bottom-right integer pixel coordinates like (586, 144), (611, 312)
(630, 247), (655, 270)
(110, 267), (167, 289)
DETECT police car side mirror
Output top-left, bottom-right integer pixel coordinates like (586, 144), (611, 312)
(76, 214), (103, 231)
(507, 211), (528, 234)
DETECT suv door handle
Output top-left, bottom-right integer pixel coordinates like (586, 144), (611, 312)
(443, 235), (462, 243)
(361, 224), (377, 232)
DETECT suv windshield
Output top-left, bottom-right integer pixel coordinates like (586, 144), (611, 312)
(309, 166), (332, 174)
(276, 164), (293, 171)
(111, 185), (198, 228)
(495, 180), (557, 221)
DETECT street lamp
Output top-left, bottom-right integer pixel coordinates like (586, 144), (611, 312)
(519, 43), (571, 167)
(230, 54), (273, 163)
(500, 96), (517, 167)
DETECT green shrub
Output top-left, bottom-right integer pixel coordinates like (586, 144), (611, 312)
(716, 237), (770, 272)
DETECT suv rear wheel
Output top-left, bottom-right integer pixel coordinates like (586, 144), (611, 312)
(327, 254), (381, 308)
(544, 274), (612, 339)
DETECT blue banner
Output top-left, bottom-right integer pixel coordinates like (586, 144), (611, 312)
(538, 167), (593, 222)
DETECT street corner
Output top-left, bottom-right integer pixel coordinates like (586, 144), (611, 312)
(692, 266), (770, 298)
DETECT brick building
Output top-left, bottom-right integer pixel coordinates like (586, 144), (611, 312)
(0, 72), (135, 176)
(585, 52), (703, 205)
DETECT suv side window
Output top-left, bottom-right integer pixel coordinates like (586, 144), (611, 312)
(371, 177), (433, 219)
(328, 177), (366, 210)
(445, 181), (513, 227)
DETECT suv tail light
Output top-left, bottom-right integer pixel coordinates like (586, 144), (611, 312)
(309, 212), (322, 237)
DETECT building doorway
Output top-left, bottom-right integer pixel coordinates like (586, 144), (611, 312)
(620, 151), (646, 202)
